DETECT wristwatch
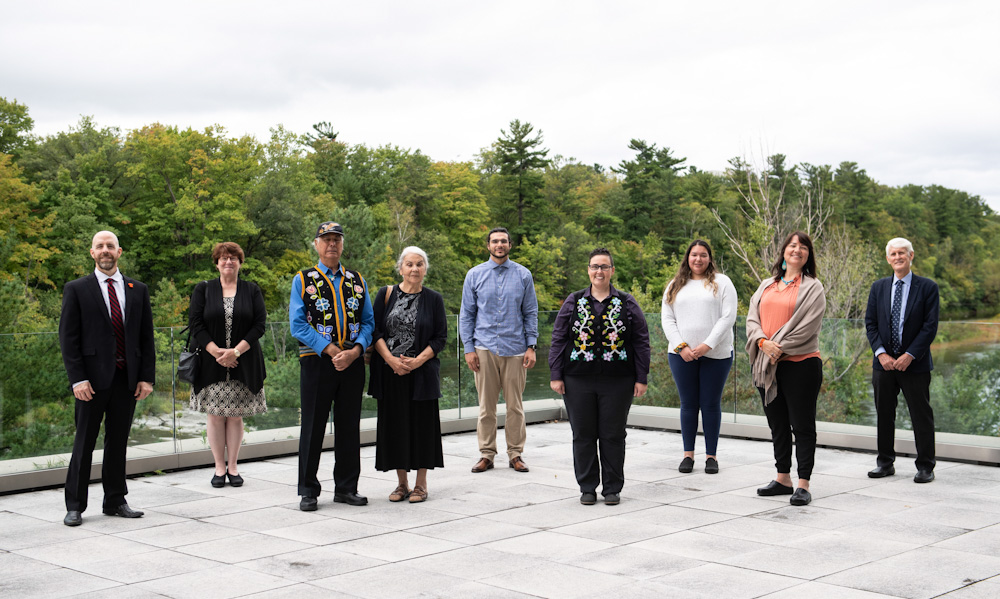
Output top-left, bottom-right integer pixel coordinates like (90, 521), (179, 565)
(233, 348), (241, 358)
(527, 344), (537, 350)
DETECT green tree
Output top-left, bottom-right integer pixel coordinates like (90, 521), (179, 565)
(611, 140), (686, 248)
(491, 119), (550, 241)
(0, 97), (34, 158)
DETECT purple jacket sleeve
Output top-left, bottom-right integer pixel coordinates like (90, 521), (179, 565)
(627, 295), (651, 384)
(548, 294), (576, 381)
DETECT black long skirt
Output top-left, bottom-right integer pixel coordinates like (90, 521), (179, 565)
(375, 371), (445, 471)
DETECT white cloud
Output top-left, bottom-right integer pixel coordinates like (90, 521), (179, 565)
(5, 0), (998, 209)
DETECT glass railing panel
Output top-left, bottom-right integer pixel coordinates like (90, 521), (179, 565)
(3, 317), (997, 476)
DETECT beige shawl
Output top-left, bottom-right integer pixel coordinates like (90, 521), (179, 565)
(745, 276), (826, 405)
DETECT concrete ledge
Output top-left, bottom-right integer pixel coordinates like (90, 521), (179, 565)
(4, 399), (996, 494)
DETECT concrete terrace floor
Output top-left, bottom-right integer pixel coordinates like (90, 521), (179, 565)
(3, 422), (1000, 599)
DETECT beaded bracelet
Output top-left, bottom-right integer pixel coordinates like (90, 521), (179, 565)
(674, 342), (688, 353)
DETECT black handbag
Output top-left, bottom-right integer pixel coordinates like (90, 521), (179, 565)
(176, 326), (200, 385)
(176, 282), (207, 385)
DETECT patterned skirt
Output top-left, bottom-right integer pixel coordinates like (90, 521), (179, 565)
(190, 379), (267, 417)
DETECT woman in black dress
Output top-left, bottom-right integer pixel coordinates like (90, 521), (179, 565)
(189, 242), (267, 488)
(369, 246), (447, 503)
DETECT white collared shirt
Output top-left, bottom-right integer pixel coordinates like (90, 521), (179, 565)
(96, 267), (126, 321)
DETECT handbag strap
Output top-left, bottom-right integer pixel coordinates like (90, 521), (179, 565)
(182, 281), (209, 350)
(385, 285), (393, 305)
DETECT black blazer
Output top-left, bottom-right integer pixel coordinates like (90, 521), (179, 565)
(188, 278), (267, 394)
(865, 273), (940, 373)
(368, 286), (448, 401)
(59, 273), (156, 391)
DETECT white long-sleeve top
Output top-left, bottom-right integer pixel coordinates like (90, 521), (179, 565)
(661, 273), (738, 359)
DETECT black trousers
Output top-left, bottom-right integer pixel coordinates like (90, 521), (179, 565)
(65, 367), (137, 512)
(298, 355), (364, 497)
(758, 357), (822, 481)
(564, 375), (634, 496)
(873, 368), (935, 471)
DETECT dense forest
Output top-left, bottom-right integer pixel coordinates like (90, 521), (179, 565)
(2, 96), (999, 336)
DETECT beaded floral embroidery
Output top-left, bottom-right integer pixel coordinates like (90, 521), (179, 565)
(570, 296), (596, 361)
(601, 297), (628, 362)
(305, 267), (366, 343)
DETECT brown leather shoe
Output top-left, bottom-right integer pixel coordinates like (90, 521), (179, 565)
(471, 457), (494, 473)
(509, 456), (529, 472)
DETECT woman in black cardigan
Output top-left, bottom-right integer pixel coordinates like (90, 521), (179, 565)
(369, 246), (447, 503)
(189, 242), (267, 488)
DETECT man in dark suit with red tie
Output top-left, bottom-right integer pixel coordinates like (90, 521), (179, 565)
(865, 237), (939, 484)
(59, 231), (156, 526)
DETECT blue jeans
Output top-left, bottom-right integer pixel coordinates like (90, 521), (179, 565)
(668, 353), (733, 455)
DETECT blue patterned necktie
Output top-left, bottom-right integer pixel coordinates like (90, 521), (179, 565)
(890, 280), (903, 355)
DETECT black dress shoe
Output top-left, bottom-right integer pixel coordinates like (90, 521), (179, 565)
(914, 469), (935, 484)
(790, 488), (812, 506)
(103, 504), (144, 518)
(580, 492), (597, 505)
(64, 511), (82, 527)
(705, 458), (719, 474)
(757, 480), (794, 496)
(678, 457), (694, 473)
(604, 493), (620, 505)
(211, 473), (226, 488)
(868, 465), (895, 478)
(334, 492), (368, 506)
(299, 497), (318, 511)
(227, 473), (244, 487)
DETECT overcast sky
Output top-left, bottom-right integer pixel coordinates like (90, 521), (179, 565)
(5, 1), (999, 211)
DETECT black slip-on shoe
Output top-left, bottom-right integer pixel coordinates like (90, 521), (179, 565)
(790, 488), (812, 506)
(757, 480), (794, 496)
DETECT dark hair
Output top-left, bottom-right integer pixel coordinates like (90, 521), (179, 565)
(664, 240), (718, 304)
(486, 227), (511, 244)
(588, 247), (613, 267)
(212, 241), (245, 265)
(771, 231), (817, 281)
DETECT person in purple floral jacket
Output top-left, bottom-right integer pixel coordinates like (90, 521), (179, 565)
(549, 248), (650, 506)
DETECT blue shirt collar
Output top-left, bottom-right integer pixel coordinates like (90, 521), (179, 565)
(893, 271), (913, 286)
(317, 262), (345, 278)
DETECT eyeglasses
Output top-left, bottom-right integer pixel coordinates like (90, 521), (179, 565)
(219, 257), (240, 263)
(588, 264), (612, 272)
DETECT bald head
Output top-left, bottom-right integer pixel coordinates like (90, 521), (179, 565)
(92, 230), (120, 248)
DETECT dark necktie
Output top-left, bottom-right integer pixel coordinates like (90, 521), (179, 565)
(106, 278), (126, 369)
(890, 280), (903, 355)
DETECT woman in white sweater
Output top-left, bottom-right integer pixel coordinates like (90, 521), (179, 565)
(661, 240), (738, 474)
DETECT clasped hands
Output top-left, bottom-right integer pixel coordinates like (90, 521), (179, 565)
(759, 339), (782, 365)
(387, 354), (425, 376)
(323, 343), (363, 371)
(878, 352), (913, 372)
(208, 346), (239, 368)
(679, 343), (712, 362)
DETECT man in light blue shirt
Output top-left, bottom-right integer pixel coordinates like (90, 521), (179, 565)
(290, 221), (374, 510)
(460, 227), (539, 473)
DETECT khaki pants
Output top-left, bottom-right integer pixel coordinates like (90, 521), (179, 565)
(475, 349), (527, 461)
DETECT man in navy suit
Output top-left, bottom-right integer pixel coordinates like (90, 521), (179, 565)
(59, 231), (155, 526)
(865, 237), (939, 483)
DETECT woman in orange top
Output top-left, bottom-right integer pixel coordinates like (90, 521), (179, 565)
(745, 232), (826, 506)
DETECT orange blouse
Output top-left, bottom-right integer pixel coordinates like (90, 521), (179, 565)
(759, 277), (820, 362)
